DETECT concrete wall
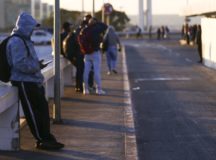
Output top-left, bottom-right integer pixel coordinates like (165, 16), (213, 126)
(202, 17), (216, 69)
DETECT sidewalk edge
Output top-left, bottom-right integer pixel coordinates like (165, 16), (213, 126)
(122, 45), (138, 160)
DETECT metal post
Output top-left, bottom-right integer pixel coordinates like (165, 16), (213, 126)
(31, 0), (35, 18)
(40, 1), (43, 21)
(138, 0), (144, 31)
(92, 0), (95, 16)
(106, 15), (110, 25)
(147, 0), (152, 30)
(82, 0), (84, 16)
(102, 6), (105, 23)
(53, 0), (62, 123)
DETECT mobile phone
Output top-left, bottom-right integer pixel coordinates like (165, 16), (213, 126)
(43, 60), (53, 65)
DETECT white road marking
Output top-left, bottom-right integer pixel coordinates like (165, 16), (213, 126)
(132, 87), (141, 91)
(185, 58), (192, 62)
(135, 77), (191, 83)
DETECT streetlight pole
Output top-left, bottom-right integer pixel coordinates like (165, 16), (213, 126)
(53, 0), (62, 123)
(92, 0), (95, 16)
(82, 0), (84, 16)
(138, 0), (144, 31)
(31, 0), (35, 18)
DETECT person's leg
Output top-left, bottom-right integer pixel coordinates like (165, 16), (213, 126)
(83, 55), (92, 94)
(92, 51), (104, 94)
(11, 81), (56, 140)
(75, 66), (79, 91)
(12, 81), (64, 150)
(106, 48), (112, 72)
(88, 68), (94, 88)
(110, 46), (118, 72)
(76, 58), (84, 92)
(198, 45), (202, 62)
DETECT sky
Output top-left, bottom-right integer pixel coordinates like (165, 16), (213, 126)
(42, 0), (188, 15)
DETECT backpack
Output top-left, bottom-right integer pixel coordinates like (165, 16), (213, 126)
(77, 26), (94, 54)
(0, 35), (29, 83)
(62, 31), (79, 64)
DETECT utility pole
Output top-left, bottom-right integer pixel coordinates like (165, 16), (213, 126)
(82, 0), (84, 16)
(138, 0), (144, 31)
(31, 0), (35, 18)
(147, 0), (152, 30)
(53, 0), (62, 123)
(92, 0), (95, 16)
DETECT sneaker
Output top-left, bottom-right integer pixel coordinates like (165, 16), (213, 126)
(96, 89), (106, 95)
(35, 141), (64, 150)
(75, 88), (83, 93)
(83, 89), (90, 95)
(107, 71), (111, 75)
(112, 70), (118, 74)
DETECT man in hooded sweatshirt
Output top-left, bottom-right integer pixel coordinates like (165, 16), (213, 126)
(6, 12), (64, 150)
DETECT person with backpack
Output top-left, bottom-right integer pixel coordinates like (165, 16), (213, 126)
(62, 15), (94, 93)
(103, 26), (121, 75)
(60, 21), (71, 57)
(6, 12), (64, 150)
(63, 29), (84, 92)
(78, 17), (107, 95)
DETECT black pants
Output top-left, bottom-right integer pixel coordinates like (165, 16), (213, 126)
(11, 81), (53, 142)
(198, 44), (202, 62)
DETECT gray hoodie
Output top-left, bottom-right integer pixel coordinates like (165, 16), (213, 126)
(105, 26), (120, 47)
(6, 12), (44, 83)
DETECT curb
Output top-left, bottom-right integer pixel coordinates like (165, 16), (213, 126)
(122, 46), (138, 160)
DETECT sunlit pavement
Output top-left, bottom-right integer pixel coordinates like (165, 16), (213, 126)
(0, 44), (137, 160)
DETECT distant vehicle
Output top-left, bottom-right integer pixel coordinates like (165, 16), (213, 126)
(31, 29), (52, 45)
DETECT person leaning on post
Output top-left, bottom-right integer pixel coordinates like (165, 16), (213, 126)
(6, 12), (64, 150)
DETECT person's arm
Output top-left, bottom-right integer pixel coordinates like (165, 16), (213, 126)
(8, 37), (41, 74)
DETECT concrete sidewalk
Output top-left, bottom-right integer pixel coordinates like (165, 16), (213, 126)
(0, 49), (137, 160)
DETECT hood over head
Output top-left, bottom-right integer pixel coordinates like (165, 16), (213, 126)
(12, 12), (40, 38)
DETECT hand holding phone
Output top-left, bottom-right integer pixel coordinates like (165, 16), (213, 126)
(43, 60), (53, 65)
(39, 59), (52, 69)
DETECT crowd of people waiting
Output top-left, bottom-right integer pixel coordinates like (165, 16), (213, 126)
(181, 23), (202, 63)
(60, 14), (121, 95)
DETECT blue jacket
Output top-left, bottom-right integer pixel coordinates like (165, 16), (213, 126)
(6, 12), (44, 83)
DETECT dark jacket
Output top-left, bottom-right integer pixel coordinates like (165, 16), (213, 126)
(90, 22), (107, 51)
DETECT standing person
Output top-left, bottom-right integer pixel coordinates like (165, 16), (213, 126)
(103, 26), (121, 75)
(164, 26), (170, 39)
(79, 17), (107, 95)
(196, 25), (202, 63)
(60, 21), (71, 57)
(6, 12), (64, 150)
(148, 25), (152, 39)
(136, 25), (142, 39)
(80, 14), (95, 92)
(161, 26), (165, 39)
(64, 14), (94, 93)
(157, 27), (161, 40)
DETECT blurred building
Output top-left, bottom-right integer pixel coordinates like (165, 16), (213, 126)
(0, 0), (31, 30)
(0, 0), (53, 30)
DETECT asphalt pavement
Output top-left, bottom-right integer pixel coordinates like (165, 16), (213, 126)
(125, 38), (216, 160)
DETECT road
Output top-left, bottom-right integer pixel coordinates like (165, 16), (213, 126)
(124, 39), (216, 160)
